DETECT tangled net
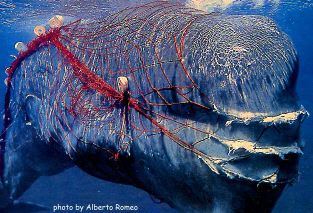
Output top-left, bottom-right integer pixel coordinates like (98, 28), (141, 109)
(2, 1), (304, 182)
(6, 2), (210, 157)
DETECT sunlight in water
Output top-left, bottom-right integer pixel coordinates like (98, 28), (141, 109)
(186, 0), (281, 11)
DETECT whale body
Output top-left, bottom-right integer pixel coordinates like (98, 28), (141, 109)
(0, 2), (307, 212)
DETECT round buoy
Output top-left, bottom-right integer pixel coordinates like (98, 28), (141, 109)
(5, 68), (10, 76)
(49, 15), (64, 28)
(34, 25), (46, 36)
(14, 42), (27, 52)
(117, 76), (129, 93)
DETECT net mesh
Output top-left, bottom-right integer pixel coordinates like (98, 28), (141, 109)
(4, 1), (302, 182)
(10, 2), (215, 156)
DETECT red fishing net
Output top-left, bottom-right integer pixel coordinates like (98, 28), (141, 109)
(5, 2), (217, 161)
(2, 1), (303, 183)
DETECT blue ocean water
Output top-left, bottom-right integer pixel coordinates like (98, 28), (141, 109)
(0, 1), (312, 212)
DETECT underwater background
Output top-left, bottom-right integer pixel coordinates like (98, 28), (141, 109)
(0, 0), (312, 212)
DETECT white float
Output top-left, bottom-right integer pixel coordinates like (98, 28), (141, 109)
(34, 25), (46, 36)
(117, 76), (129, 93)
(49, 15), (64, 28)
(14, 42), (28, 52)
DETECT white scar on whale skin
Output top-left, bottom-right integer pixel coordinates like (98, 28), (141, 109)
(262, 111), (306, 123)
(199, 155), (280, 184)
(221, 139), (303, 158)
(194, 133), (302, 183)
(225, 108), (307, 123)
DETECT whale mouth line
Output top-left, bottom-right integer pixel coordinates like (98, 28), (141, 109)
(198, 146), (301, 184)
(191, 109), (307, 184)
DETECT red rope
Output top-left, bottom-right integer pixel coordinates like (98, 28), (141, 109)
(3, 19), (210, 162)
(51, 35), (203, 157)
